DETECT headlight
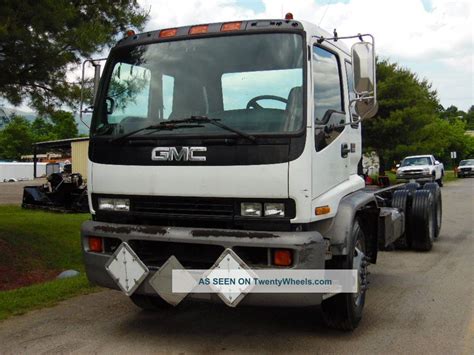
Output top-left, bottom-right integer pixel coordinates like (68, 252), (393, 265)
(98, 197), (130, 211)
(114, 199), (130, 211)
(241, 202), (262, 217)
(98, 198), (115, 211)
(264, 202), (285, 217)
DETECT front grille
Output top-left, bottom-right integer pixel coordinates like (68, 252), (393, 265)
(129, 240), (225, 269)
(133, 197), (234, 217)
(460, 167), (473, 172)
(93, 194), (296, 231)
(403, 170), (424, 174)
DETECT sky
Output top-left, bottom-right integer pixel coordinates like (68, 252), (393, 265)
(1, 0), (472, 114)
(138, 0), (473, 111)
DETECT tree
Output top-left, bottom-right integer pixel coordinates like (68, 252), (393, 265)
(31, 110), (78, 141)
(0, 1), (148, 113)
(464, 105), (474, 130)
(362, 59), (474, 168)
(48, 110), (78, 139)
(0, 116), (34, 160)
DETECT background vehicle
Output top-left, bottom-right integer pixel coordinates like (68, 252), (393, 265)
(457, 159), (474, 178)
(396, 154), (444, 186)
(81, 16), (441, 331)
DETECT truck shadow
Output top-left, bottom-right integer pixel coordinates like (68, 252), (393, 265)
(115, 301), (359, 347)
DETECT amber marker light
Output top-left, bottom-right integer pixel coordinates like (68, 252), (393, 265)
(315, 205), (331, 215)
(221, 22), (242, 31)
(189, 25), (209, 35)
(159, 28), (178, 38)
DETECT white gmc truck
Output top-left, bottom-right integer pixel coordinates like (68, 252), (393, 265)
(81, 15), (442, 330)
(396, 154), (444, 186)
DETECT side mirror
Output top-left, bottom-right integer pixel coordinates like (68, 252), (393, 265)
(396, 164), (400, 168)
(80, 58), (105, 129)
(92, 63), (101, 106)
(355, 99), (378, 119)
(351, 41), (377, 119)
(435, 160), (440, 165)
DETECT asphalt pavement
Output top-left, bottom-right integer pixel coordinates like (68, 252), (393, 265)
(0, 178), (473, 354)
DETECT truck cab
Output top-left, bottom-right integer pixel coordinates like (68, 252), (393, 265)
(82, 17), (385, 330)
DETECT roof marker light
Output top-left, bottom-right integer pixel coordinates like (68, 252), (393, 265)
(189, 25), (208, 35)
(159, 28), (178, 38)
(285, 12), (294, 20)
(221, 22), (242, 31)
(125, 29), (135, 37)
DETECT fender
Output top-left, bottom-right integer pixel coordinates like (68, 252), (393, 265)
(323, 189), (379, 262)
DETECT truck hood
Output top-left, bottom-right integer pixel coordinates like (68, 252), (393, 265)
(90, 162), (289, 199)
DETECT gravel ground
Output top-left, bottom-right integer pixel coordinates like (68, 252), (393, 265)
(0, 179), (46, 205)
(0, 178), (473, 354)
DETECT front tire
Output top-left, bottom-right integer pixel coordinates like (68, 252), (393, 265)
(321, 219), (368, 331)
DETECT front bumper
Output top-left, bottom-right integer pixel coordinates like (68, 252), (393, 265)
(458, 169), (474, 177)
(81, 220), (327, 306)
(396, 173), (434, 182)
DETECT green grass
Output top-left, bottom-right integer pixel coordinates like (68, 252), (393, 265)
(0, 274), (98, 320)
(0, 206), (98, 320)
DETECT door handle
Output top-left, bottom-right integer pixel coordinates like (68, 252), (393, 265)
(341, 143), (350, 158)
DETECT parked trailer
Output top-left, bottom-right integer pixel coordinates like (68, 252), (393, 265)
(0, 162), (46, 182)
(80, 15), (442, 330)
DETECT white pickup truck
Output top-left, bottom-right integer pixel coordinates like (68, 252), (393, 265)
(396, 155), (444, 186)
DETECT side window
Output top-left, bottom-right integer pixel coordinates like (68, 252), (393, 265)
(313, 46), (343, 124)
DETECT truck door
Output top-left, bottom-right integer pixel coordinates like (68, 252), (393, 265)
(311, 44), (350, 199)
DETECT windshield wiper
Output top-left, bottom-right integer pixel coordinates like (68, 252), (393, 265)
(110, 115), (257, 144)
(109, 121), (203, 143)
(161, 116), (257, 143)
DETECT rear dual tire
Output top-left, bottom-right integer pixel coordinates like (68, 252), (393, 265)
(409, 190), (436, 251)
(391, 190), (411, 249)
(423, 183), (442, 238)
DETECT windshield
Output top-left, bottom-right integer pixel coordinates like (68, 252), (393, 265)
(92, 33), (304, 138)
(460, 159), (474, 166)
(401, 157), (432, 167)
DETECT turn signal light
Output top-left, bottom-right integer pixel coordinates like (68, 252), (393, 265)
(88, 237), (103, 253)
(273, 249), (292, 266)
(189, 25), (208, 34)
(159, 28), (178, 38)
(221, 22), (242, 31)
(315, 205), (331, 215)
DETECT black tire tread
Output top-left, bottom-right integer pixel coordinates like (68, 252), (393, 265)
(404, 182), (420, 192)
(410, 190), (434, 251)
(423, 183), (442, 238)
(322, 220), (366, 331)
(392, 190), (411, 249)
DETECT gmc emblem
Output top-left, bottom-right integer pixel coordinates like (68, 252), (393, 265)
(151, 147), (207, 162)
